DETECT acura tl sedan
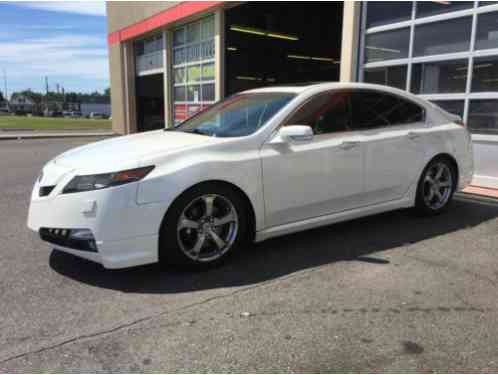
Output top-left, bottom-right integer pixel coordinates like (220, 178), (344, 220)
(28, 83), (473, 269)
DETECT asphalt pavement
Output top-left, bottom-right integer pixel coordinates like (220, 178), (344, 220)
(1, 138), (498, 372)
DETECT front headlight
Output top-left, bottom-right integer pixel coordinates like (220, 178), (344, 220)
(62, 166), (154, 194)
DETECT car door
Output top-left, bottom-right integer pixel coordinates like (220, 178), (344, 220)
(350, 89), (426, 205)
(260, 90), (365, 228)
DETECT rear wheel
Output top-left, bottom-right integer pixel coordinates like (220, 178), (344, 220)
(415, 158), (456, 215)
(159, 183), (248, 268)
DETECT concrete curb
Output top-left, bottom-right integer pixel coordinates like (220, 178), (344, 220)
(0, 132), (115, 140)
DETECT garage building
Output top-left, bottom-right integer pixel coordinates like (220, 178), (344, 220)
(106, 1), (498, 189)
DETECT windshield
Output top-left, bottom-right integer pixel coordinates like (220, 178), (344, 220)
(174, 92), (296, 137)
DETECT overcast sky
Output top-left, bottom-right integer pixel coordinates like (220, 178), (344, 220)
(0, 1), (108, 97)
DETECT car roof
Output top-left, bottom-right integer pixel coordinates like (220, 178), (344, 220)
(242, 82), (410, 95)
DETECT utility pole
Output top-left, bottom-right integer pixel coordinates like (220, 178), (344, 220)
(45, 76), (49, 95)
(3, 69), (7, 98)
(3, 69), (8, 111)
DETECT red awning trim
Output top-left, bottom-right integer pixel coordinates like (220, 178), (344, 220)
(107, 1), (223, 46)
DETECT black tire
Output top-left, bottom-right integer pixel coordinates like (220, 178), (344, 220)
(159, 182), (249, 269)
(414, 156), (457, 216)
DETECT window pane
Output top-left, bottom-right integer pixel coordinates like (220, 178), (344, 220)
(201, 17), (214, 40)
(472, 56), (498, 92)
(187, 22), (201, 44)
(285, 91), (352, 134)
(174, 28), (185, 47)
(134, 40), (144, 56)
(416, 1), (473, 18)
(468, 100), (498, 134)
(475, 12), (498, 50)
(351, 91), (424, 129)
(173, 48), (186, 65)
(430, 100), (465, 118)
(366, 2), (412, 28)
(186, 44), (201, 62)
(411, 59), (468, 94)
(187, 85), (201, 102)
(201, 40), (215, 60)
(174, 86), (186, 102)
(174, 68), (186, 84)
(413, 17), (472, 57)
(202, 83), (215, 102)
(202, 63), (215, 81)
(187, 65), (201, 82)
(365, 28), (410, 63)
(364, 65), (407, 90)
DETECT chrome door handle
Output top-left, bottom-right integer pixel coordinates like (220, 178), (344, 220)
(407, 132), (421, 140)
(339, 141), (359, 150)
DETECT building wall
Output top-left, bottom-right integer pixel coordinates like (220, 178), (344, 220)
(108, 42), (127, 134)
(107, 2), (181, 33)
(340, 1), (361, 82)
(107, 2), (180, 134)
(107, 1), (223, 134)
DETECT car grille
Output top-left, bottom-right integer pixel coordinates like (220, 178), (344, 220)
(39, 186), (55, 197)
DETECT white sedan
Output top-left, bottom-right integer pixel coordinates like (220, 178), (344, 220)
(28, 83), (474, 269)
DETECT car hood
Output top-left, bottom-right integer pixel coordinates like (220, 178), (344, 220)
(52, 130), (214, 173)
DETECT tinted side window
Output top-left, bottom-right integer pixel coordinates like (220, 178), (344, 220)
(285, 91), (352, 135)
(351, 90), (424, 130)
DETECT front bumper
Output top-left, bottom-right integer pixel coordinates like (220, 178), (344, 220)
(27, 164), (168, 269)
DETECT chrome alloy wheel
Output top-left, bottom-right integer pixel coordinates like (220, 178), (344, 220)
(176, 194), (239, 262)
(422, 162), (453, 210)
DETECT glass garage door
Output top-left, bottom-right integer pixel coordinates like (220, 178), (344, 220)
(360, 1), (498, 189)
(172, 16), (215, 125)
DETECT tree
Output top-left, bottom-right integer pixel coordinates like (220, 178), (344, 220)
(0, 91), (4, 102)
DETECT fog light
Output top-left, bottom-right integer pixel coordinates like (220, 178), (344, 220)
(69, 229), (97, 252)
(69, 229), (94, 240)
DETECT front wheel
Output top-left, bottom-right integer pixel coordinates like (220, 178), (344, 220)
(415, 158), (456, 215)
(159, 183), (248, 268)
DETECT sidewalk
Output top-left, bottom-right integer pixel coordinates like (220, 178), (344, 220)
(0, 129), (114, 140)
(463, 185), (498, 200)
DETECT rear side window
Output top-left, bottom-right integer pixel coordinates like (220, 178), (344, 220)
(284, 91), (352, 135)
(351, 90), (425, 130)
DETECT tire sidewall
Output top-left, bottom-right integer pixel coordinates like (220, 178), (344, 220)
(159, 183), (249, 268)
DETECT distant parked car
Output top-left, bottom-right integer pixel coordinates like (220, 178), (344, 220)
(44, 110), (63, 118)
(0, 109), (10, 116)
(62, 111), (72, 118)
(89, 112), (107, 119)
(71, 111), (82, 118)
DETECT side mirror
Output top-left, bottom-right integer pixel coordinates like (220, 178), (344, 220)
(270, 125), (314, 144)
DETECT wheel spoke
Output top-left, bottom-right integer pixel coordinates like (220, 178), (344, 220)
(425, 175), (435, 185)
(213, 211), (235, 226)
(208, 229), (226, 249)
(425, 188), (435, 202)
(439, 181), (450, 188)
(434, 189), (443, 202)
(191, 233), (207, 255)
(178, 218), (200, 230)
(203, 196), (215, 217)
(435, 165), (445, 181)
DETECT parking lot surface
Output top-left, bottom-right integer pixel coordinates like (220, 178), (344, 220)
(1, 138), (498, 373)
